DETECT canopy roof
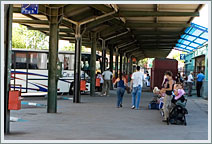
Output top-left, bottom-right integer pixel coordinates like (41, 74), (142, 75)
(12, 4), (204, 60)
(174, 23), (208, 53)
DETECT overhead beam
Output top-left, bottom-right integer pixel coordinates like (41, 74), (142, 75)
(136, 36), (180, 40)
(13, 19), (49, 25)
(100, 26), (125, 37)
(133, 31), (183, 35)
(85, 15), (114, 30)
(116, 11), (199, 17)
(119, 44), (138, 52)
(27, 27), (75, 33)
(126, 23), (190, 28)
(63, 4), (88, 16)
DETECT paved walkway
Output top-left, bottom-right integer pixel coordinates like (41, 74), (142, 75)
(5, 87), (208, 140)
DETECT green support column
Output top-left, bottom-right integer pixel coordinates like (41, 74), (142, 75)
(90, 32), (97, 96)
(73, 24), (82, 103)
(101, 40), (106, 73)
(123, 53), (126, 74)
(126, 56), (129, 76)
(129, 56), (133, 74)
(120, 53), (123, 77)
(47, 7), (62, 113)
(4, 4), (13, 134)
(115, 49), (119, 78)
(109, 46), (114, 90)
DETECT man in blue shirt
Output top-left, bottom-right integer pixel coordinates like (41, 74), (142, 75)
(196, 71), (205, 97)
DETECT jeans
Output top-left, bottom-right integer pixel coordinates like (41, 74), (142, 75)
(117, 87), (125, 107)
(131, 85), (142, 109)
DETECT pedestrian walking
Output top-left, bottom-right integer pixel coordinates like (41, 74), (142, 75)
(187, 71), (194, 96)
(101, 68), (113, 96)
(196, 71), (205, 97)
(130, 66), (144, 110)
(161, 71), (174, 122)
(114, 73), (128, 108)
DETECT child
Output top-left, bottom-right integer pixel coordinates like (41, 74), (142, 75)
(172, 82), (185, 104)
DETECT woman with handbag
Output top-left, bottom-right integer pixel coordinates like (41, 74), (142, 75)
(114, 73), (128, 108)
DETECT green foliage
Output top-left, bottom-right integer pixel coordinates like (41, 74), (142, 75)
(12, 24), (48, 49)
(138, 58), (148, 68)
(61, 43), (88, 52)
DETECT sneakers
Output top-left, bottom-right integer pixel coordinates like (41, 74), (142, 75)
(120, 104), (122, 107)
(131, 105), (135, 109)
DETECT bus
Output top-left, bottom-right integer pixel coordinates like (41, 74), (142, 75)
(11, 48), (107, 94)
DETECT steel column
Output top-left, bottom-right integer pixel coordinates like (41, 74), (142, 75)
(126, 57), (129, 76)
(4, 4), (13, 134)
(120, 53), (123, 77)
(90, 32), (97, 96)
(73, 24), (82, 103)
(47, 21), (59, 113)
(123, 53), (126, 74)
(109, 46), (114, 90)
(115, 49), (119, 78)
(101, 40), (106, 73)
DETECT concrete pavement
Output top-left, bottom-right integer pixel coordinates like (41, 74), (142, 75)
(4, 87), (208, 140)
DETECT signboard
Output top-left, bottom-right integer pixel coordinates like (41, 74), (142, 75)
(21, 4), (38, 14)
(180, 54), (185, 60)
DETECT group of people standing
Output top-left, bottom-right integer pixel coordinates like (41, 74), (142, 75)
(176, 71), (205, 97)
(96, 67), (205, 113)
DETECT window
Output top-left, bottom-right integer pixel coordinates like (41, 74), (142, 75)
(58, 54), (74, 70)
(15, 53), (27, 69)
(29, 52), (48, 69)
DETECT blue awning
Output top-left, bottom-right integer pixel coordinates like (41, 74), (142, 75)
(174, 23), (208, 53)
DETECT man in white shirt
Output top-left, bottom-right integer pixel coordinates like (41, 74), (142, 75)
(101, 68), (113, 96)
(130, 66), (144, 109)
(187, 71), (194, 96)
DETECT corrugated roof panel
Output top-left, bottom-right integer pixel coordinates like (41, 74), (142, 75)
(175, 23), (208, 53)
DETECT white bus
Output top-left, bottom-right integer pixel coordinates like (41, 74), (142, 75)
(11, 48), (107, 94)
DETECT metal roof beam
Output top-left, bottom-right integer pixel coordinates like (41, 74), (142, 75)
(137, 36), (180, 40)
(103, 31), (129, 41)
(63, 4), (88, 16)
(13, 19), (49, 25)
(179, 38), (203, 46)
(119, 44), (138, 51)
(116, 11), (199, 17)
(133, 31), (183, 35)
(117, 40), (137, 49)
(100, 26), (124, 37)
(113, 39), (135, 47)
(184, 33), (208, 41)
(126, 23), (190, 28)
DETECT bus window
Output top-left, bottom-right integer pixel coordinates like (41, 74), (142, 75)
(29, 53), (48, 69)
(64, 54), (74, 70)
(58, 54), (65, 69)
(15, 53), (27, 69)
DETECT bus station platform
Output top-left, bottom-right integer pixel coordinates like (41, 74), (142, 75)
(5, 87), (208, 140)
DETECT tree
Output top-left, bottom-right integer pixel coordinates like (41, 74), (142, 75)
(138, 58), (148, 68)
(12, 24), (48, 49)
(61, 43), (89, 52)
